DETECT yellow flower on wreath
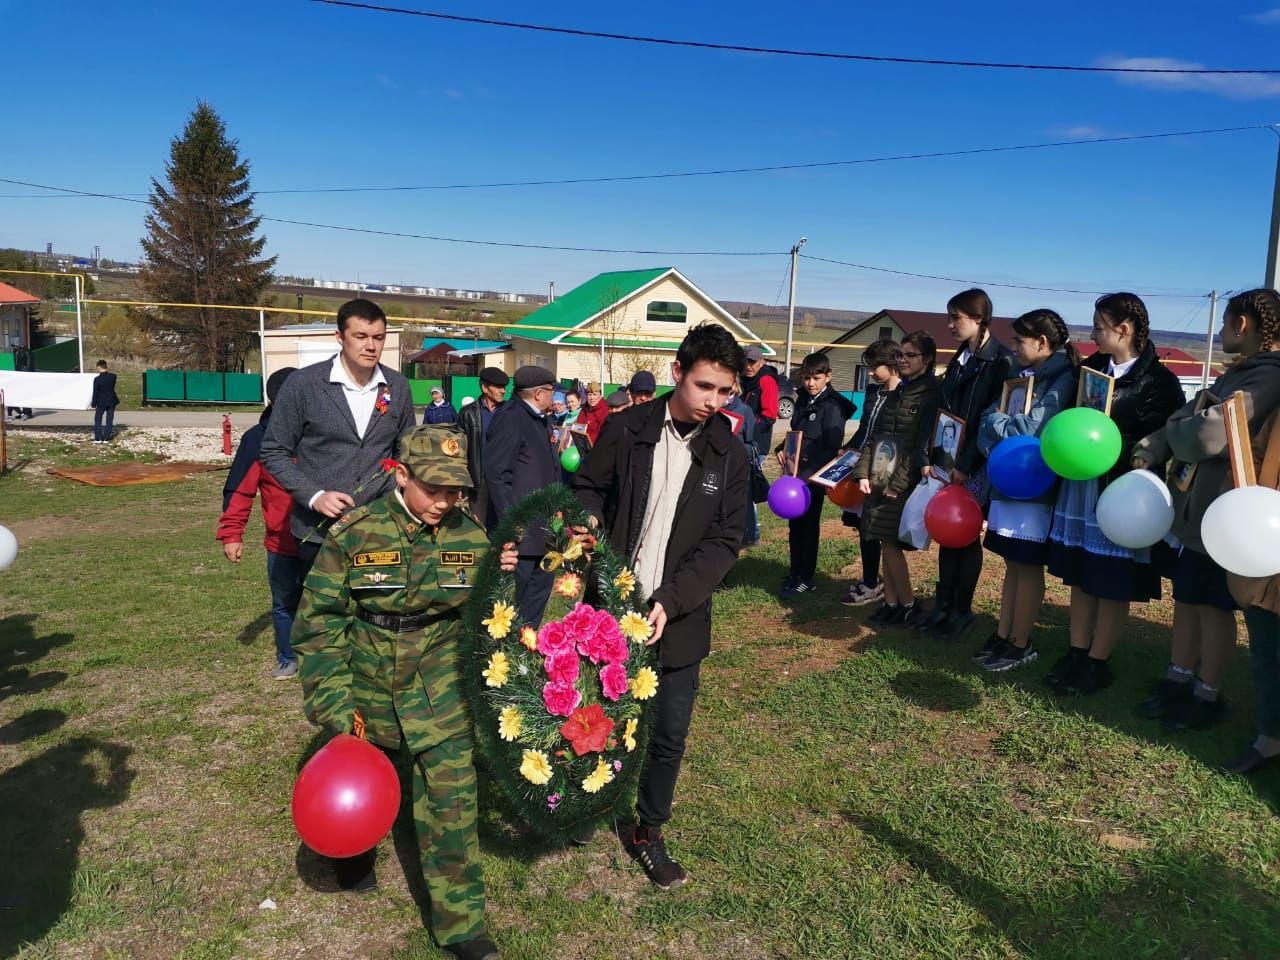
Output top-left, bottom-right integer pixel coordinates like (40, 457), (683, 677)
(582, 756), (615, 794)
(630, 667), (659, 701)
(618, 611), (652, 644)
(498, 706), (522, 742)
(520, 749), (552, 785)
(482, 601), (516, 640)
(613, 567), (637, 599)
(554, 572), (583, 599)
(623, 717), (638, 752)
(519, 625), (538, 651)
(483, 651), (510, 688)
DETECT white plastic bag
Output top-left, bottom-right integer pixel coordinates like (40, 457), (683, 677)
(898, 476), (944, 549)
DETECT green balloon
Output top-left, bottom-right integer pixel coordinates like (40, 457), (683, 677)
(1040, 407), (1122, 480)
(560, 445), (582, 472)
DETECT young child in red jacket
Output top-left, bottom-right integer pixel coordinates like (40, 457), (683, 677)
(216, 368), (302, 679)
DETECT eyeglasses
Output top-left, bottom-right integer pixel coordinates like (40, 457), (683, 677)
(901, 352), (923, 360)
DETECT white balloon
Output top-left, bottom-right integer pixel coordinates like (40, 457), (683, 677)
(0, 525), (16, 571)
(1096, 469), (1175, 549)
(1201, 486), (1280, 579)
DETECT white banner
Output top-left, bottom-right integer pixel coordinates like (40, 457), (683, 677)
(0, 371), (95, 410)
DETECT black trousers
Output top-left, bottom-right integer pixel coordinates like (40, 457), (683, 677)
(637, 662), (701, 828)
(937, 539), (984, 612)
(296, 539), (322, 580)
(514, 556), (553, 629)
(787, 491), (826, 582)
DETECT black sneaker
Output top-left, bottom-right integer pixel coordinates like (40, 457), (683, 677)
(1137, 678), (1193, 719)
(914, 604), (952, 634)
(444, 938), (501, 960)
(936, 609), (976, 644)
(780, 579), (816, 600)
(1044, 648), (1087, 691)
(971, 633), (1006, 664)
(1060, 657), (1112, 696)
(1162, 693), (1226, 731)
(626, 825), (687, 890)
(981, 639), (1038, 673)
(570, 824), (597, 846)
(867, 602), (899, 626)
(777, 576), (797, 598)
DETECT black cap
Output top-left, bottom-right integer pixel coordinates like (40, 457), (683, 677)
(479, 367), (509, 387)
(513, 365), (557, 390)
(628, 370), (657, 394)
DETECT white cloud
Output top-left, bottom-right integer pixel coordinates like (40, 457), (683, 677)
(1052, 125), (1110, 139)
(1097, 55), (1280, 99)
(1245, 8), (1280, 23)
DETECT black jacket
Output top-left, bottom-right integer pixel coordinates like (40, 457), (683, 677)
(775, 386), (856, 479)
(939, 334), (1018, 477)
(457, 397), (497, 525)
(573, 397), (748, 669)
(483, 398), (559, 553)
(91, 371), (119, 409)
(1086, 342), (1186, 489)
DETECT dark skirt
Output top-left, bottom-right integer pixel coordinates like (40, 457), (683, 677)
(1171, 547), (1238, 612)
(1047, 541), (1162, 603)
(984, 529), (1049, 566)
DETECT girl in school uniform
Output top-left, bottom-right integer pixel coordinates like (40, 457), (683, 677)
(974, 309), (1080, 672)
(1133, 288), (1280, 730)
(918, 288), (1017, 643)
(1043, 293), (1186, 695)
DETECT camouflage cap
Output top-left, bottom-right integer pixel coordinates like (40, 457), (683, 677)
(399, 424), (472, 487)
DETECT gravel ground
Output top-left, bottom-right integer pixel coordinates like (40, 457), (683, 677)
(8, 426), (244, 463)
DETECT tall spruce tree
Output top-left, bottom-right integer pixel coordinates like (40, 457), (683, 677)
(139, 102), (276, 371)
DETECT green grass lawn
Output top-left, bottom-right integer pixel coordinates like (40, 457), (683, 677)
(1, 435), (1279, 959)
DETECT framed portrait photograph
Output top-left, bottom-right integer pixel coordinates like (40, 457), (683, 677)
(999, 375), (1034, 416)
(867, 437), (903, 491)
(929, 410), (966, 473)
(810, 450), (860, 488)
(782, 430), (804, 477)
(1170, 390), (1217, 492)
(1224, 390), (1257, 488)
(1077, 368), (1116, 415)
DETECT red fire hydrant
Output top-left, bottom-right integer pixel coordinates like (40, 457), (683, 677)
(222, 414), (233, 456)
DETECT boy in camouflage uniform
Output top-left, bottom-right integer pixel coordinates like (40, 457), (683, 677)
(294, 423), (507, 960)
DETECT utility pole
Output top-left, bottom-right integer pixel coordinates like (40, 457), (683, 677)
(783, 237), (807, 378)
(73, 274), (84, 373)
(1202, 290), (1218, 392)
(1267, 127), (1280, 290)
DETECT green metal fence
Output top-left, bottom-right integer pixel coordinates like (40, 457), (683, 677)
(143, 370), (263, 405)
(0, 353), (13, 371)
(32, 339), (79, 373)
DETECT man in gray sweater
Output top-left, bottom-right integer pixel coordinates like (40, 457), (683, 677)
(261, 298), (417, 572)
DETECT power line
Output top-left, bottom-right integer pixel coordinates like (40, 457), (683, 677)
(1, 125), (1267, 197)
(801, 253), (1209, 300)
(311, 1), (1280, 75)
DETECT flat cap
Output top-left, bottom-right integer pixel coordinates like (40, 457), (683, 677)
(628, 370), (656, 394)
(399, 424), (472, 487)
(743, 344), (764, 362)
(606, 390), (630, 409)
(514, 365), (557, 390)
(479, 367), (509, 387)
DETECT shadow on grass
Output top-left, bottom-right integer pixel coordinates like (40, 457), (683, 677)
(236, 610), (273, 647)
(0, 613), (72, 705)
(853, 814), (1280, 959)
(888, 669), (980, 713)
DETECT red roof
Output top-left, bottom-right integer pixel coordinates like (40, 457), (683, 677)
(0, 281), (39, 305)
(1075, 341), (1221, 377)
(878, 309), (1016, 347)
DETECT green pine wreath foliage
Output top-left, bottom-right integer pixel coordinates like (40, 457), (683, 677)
(461, 484), (660, 842)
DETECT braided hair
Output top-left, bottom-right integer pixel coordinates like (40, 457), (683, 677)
(1011, 308), (1082, 367)
(1094, 292), (1150, 353)
(1225, 288), (1280, 354)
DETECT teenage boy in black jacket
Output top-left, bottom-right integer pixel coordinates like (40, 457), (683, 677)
(774, 352), (856, 598)
(573, 323), (747, 891)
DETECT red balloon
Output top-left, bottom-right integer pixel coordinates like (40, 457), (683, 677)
(924, 484), (984, 548)
(292, 734), (401, 858)
(829, 477), (866, 510)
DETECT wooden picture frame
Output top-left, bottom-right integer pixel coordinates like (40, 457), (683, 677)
(1223, 390), (1257, 488)
(999, 376), (1034, 415)
(1077, 368), (1116, 415)
(810, 450), (860, 488)
(929, 410), (966, 473)
(782, 430), (804, 477)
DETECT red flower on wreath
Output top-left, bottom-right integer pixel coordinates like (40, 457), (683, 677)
(558, 703), (615, 755)
(380, 458), (401, 472)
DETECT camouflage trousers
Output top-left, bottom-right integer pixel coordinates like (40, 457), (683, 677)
(411, 735), (486, 946)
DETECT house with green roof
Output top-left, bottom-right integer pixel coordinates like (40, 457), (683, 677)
(499, 267), (772, 385)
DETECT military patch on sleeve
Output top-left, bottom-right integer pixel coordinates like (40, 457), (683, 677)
(439, 550), (476, 566)
(353, 550), (403, 567)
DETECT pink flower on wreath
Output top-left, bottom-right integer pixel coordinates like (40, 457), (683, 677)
(561, 602), (598, 641)
(599, 662), (629, 701)
(542, 679), (582, 717)
(544, 650), (580, 685)
(578, 608), (627, 665)
(536, 620), (574, 658)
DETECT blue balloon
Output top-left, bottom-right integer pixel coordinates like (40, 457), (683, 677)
(987, 436), (1056, 501)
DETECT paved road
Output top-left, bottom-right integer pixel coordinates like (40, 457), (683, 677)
(5, 410), (264, 429)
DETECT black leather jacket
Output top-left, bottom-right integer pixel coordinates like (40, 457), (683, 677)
(1088, 342), (1185, 489)
(940, 333), (1018, 477)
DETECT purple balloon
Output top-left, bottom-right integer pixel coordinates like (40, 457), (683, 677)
(768, 476), (810, 519)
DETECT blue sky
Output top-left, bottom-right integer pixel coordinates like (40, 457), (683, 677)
(3, 0), (1279, 330)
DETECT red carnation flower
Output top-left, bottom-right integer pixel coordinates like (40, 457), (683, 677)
(558, 703), (614, 755)
(381, 458), (401, 472)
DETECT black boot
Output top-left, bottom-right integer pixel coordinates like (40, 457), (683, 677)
(935, 608), (977, 644)
(915, 588), (952, 634)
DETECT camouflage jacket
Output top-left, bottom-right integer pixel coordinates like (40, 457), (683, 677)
(294, 491), (490, 754)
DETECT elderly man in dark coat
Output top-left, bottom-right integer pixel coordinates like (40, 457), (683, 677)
(457, 366), (509, 524)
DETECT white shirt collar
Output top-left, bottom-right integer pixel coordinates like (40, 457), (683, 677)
(1108, 355), (1139, 378)
(329, 354), (386, 392)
